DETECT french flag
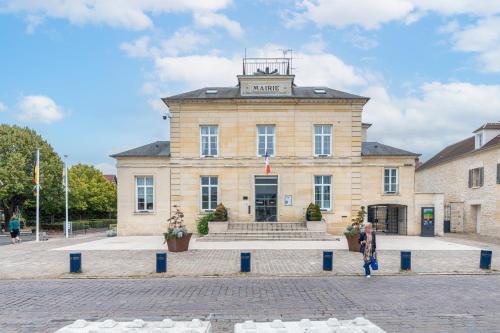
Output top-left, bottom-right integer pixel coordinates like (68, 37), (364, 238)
(264, 151), (271, 175)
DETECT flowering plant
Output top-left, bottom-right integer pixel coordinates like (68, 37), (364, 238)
(164, 205), (189, 241)
(344, 206), (367, 237)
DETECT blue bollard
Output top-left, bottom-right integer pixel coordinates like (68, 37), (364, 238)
(156, 252), (167, 273)
(70, 253), (81, 273)
(323, 251), (333, 271)
(241, 252), (251, 273)
(401, 251), (411, 271)
(480, 250), (492, 270)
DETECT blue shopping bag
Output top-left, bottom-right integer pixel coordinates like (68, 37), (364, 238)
(370, 256), (379, 270)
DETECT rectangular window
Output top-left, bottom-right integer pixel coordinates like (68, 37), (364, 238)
(136, 176), (154, 212)
(201, 176), (218, 211)
(469, 167), (484, 188)
(384, 168), (398, 194)
(497, 163), (500, 184)
(257, 125), (275, 156)
(314, 125), (332, 156)
(200, 125), (218, 157)
(314, 175), (332, 210)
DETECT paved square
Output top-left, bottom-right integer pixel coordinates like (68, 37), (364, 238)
(53, 235), (480, 251)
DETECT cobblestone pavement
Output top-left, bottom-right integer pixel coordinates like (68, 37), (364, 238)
(0, 234), (498, 279)
(1, 275), (499, 333)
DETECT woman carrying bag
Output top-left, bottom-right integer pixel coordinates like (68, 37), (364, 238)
(359, 222), (378, 278)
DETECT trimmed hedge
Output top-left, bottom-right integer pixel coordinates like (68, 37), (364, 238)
(39, 219), (116, 232)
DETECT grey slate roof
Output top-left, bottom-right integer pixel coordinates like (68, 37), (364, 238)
(164, 86), (368, 104)
(112, 141), (417, 158)
(473, 122), (500, 132)
(418, 134), (500, 171)
(111, 141), (170, 158)
(362, 142), (420, 157)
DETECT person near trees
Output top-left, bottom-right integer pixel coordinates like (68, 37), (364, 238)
(8, 214), (21, 244)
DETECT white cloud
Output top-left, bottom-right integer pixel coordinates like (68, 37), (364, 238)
(286, 0), (500, 30)
(17, 95), (64, 123)
(94, 162), (116, 175)
(160, 28), (210, 56)
(363, 82), (500, 158)
(0, 101), (6, 112)
(285, 1), (500, 72)
(154, 54), (241, 88)
(1, 0), (234, 31)
(193, 11), (243, 38)
(120, 36), (152, 58)
(286, 0), (414, 30)
(450, 16), (500, 72)
(121, 29), (209, 59)
(25, 14), (43, 34)
(142, 41), (367, 91)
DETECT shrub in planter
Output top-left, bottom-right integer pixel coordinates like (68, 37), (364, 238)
(305, 203), (322, 221)
(196, 212), (214, 236)
(212, 203), (228, 222)
(164, 205), (191, 252)
(344, 206), (367, 252)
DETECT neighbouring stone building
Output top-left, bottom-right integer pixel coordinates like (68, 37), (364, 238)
(416, 123), (500, 236)
(112, 58), (443, 237)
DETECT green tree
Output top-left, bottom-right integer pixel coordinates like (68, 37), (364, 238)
(68, 164), (116, 219)
(0, 124), (64, 224)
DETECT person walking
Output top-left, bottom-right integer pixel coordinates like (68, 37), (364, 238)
(359, 222), (376, 278)
(8, 214), (21, 244)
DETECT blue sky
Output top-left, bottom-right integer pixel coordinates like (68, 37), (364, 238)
(1, 0), (500, 173)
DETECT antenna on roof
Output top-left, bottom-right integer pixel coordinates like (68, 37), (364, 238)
(279, 48), (293, 74)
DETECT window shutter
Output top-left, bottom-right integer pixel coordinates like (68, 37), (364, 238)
(497, 164), (500, 184)
(479, 167), (484, 187)
(468, 169), (473, 188)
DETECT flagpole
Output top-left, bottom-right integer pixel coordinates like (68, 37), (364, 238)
(64, 155), (69, 238)
(35, 148), (40, 242)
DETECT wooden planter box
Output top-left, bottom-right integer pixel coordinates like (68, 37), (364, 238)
(166, 233), (192, 252)
(345, 234), (361, 252)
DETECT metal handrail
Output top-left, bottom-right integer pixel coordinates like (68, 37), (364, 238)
(243, 57), (291, 75)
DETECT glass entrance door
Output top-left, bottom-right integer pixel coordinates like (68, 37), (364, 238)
(255, 176), (277, 222)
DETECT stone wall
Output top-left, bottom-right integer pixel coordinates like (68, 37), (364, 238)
(167, 99), (365, 234)
(416, 147), (500, 236)
(360, 156), (419, 235)
(116, 157), (171, 236)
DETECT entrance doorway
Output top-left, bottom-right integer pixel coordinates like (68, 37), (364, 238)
(255, 176), (277, 222)
(367, 204), (407, 235)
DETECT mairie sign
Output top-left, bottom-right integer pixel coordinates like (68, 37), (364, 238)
(240, 79), (292, 96)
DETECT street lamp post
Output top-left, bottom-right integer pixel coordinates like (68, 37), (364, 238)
(64, 155), (69, 238)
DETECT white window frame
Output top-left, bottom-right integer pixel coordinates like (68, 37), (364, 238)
(314, 175), (332, 211)
(135, 176), (154, 212)
(200, 125), (218, 157)
(475, 133), (483, 149)
(200, 176), (218, 211)
(314, 124), (333, 156)
(384, 168), (398, 194)
(257, 125), (276, 157)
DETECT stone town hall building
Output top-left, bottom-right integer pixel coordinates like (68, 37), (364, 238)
(112, 58), (443, 236)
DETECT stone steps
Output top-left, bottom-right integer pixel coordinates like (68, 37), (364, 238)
(202, 221), (334, 242)
(198, 230), (339, 242)
(228, 222), (308, 231)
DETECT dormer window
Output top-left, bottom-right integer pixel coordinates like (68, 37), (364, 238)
(314, 89), (326, 94)
(475, 133), (483, 149)
(206, 89), (218, 94)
